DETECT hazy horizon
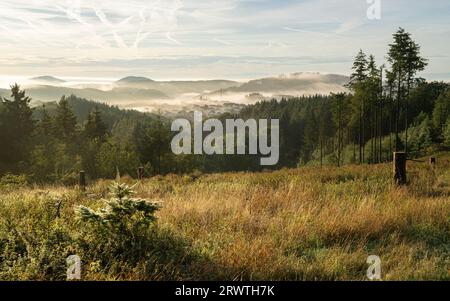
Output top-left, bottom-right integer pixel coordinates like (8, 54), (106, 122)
(0, 71), (351, 89)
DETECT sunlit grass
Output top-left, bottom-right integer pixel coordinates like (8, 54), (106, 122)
(0, 155), (449, 280)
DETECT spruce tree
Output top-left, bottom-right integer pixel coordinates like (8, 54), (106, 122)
(39, 105), (54, 137)
(348, 50), (368, 164)
(349, 50), (368, 88)
(84, 107), (108, 141)
(54, 96), (77, 141)
(0, 84), (35, 166)
(388, 28), (427, 153)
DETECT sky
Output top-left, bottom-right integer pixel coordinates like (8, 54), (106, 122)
(0, 0), (449, 82)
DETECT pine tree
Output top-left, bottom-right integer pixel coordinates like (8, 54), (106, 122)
(2, 84), (34, 139)
(132, 111), (171, 175)
(388, 28), (427, 153)
(54, 96), (77, 141)
(348, 50), (368, 164)
(443, 118), (450, 147)
(39, 105), (54, 137)
(432, 89), (450, 137)
(367, 55), (381, 163)
(84, 107), (108, 141)
(349, 50), (368, 88)
(0, 84), (35, 166)
(388, 28), (409, 151)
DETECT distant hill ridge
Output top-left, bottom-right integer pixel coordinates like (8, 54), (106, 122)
(0, 73), (350, 110)
(30, 76), (66, 83)
(115, 76), (155, 84)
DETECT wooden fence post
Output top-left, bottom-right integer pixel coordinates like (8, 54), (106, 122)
(430, 157), (436, 168)
(393, 152), (407, 185)
(138, 166), (144, 180)
(79, 171), (86, 191)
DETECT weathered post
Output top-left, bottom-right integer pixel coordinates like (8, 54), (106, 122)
(138, 166), (145, 180)
(79, 171), (86, 191)
(430, 157), (436, 168)
(393, 152), (406, 185)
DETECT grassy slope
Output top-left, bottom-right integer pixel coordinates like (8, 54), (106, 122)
(0, 155), (449, 280)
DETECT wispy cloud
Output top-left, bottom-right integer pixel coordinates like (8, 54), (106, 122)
(0, 0), (449, 80)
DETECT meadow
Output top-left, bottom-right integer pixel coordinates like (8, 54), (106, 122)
(0, 155), (448, 281)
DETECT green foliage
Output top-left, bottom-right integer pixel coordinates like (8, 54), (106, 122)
(0, 173), (27, 190)
(0, 181), (193, 280)
(75, 183), (161, 254)
(94, 140), (141, 179)
(54, 96), (77, 141)
(432, 89), (450, 135)
(348, 49), (368, 89)
(0, 29), (447, 180)
(409, 82), (447, 121)
(75, 182), (162, 244)
(443, 118), (450, 147)
(0, 194), (74, 280)
(84, 107), (108, 141)
(38, 106), (54, 137)
(388, 27), (427, 85)
(0, 84), (35, 170)
(407, 117), (433, 154)
(74, 183), (175, 271)
(30, 141), (80, 183)
(133, 114), (172, 174)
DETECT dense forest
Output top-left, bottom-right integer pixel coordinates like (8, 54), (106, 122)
(0, 28), (449, 183)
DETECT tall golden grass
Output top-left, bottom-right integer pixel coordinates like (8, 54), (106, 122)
(0, 155), (448, 280)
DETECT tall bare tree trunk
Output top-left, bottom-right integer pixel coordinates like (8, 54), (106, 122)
(362, 99), (365, 163)
(338, 98), (342, 167)
(359, 105), (362, 164)
(395, 69), (402, 151)
(379, 67), (384, 163)
(405, 74), (411, 155)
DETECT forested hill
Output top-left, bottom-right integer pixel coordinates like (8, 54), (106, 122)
(230, 81), (449, 167)
(33, 95), (155, 130)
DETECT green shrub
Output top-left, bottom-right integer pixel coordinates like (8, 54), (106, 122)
(75, 182), (163, 265)
(76, 182), (161, 225)
(59, 172), (80, 186)
(444, 118), (450, 147)
(0, 173), (28, 190)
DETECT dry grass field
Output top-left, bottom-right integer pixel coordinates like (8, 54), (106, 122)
(0, 155), (449, 280)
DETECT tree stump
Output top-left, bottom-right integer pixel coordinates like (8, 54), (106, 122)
(79, 171), (86, 191)
(393, 152), (407, 185)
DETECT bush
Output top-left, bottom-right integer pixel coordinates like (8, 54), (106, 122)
(0, 173), (27, 190)
(59, 172), (80, 186)
(407, 117), (433, 155)
(74, 182), (198, 279)
(444, 118), (450, 147)
(75, 182), (163, 265)
(77, 182), (161, 225)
